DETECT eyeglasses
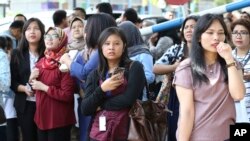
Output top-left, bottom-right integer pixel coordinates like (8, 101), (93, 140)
(44, 34), (59, 40)
(231, 31), (249, 37)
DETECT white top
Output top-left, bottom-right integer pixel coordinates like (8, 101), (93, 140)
(232, 49), (250, 122)
(26, 51), (38, 102)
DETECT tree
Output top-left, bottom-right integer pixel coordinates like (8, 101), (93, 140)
(214, 0), (233, 6)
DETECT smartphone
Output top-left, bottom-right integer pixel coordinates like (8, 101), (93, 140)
(113, 67), (125, 75)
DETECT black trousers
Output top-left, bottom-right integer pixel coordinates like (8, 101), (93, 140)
(17, 101), (37, 141)
(0, 126), (7, 141)
(37, 125), (72, 141)
(167, 87), (179, 141)
(6, 118), (19, 141)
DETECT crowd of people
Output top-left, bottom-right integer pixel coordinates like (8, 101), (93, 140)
(0, 2), (250, 141)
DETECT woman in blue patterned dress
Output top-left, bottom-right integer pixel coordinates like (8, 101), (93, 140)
(153, 16), (199, 141)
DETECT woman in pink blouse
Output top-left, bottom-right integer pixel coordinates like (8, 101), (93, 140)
(174, 14), (245, 141)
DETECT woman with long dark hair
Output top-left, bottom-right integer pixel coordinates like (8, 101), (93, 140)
(119, 21), (155, 100)
(60, 13), (117, 141)
(10, 18), (45, 141)
(174, 14), (245, 141)
(81, 27), (145, 140)
(153, 15), (199, 141)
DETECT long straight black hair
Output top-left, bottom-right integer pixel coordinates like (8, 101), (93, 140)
(84, 13), (117, 49)
(97, 27), (132, 79)
(190, 14), (230, 86)
(18, 18), (46, 61)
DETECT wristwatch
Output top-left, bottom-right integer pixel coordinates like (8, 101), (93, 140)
(226, 61), (236, 68)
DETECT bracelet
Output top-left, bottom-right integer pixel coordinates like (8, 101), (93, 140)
(226, 61), (236, 68)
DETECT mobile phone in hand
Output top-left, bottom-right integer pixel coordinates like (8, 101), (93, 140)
(113, 67), (125, 75)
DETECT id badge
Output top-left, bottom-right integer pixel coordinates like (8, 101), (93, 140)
(99, 116), (106, 131)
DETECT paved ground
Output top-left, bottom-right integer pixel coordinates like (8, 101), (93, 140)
(71, 126), (80, 141)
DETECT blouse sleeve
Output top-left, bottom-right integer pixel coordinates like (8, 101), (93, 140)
(155, 44), (183, 65)
(135, 53), (155, 84)
(81, 70), (106, 115)
(0, 51), (10, 93)
(10, 49), (20, 93)
(172, 59), (193, 89)
(70, 50), (99, 85)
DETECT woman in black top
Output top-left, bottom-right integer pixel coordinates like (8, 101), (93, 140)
(10, 18), (45, 141)
(81, 27), (145, 141)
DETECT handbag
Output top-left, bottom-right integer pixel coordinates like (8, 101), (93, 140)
(128, 76), (172, 141)
(156, 46), (182, 104)
(156, 73), (173, 104)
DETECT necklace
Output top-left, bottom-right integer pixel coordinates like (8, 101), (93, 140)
(206, 63), (216, 75)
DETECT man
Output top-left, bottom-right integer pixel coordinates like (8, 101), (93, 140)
(96, 2), (113, 16)
(14, 14), (27, 22)
(0, 20), (24, 49)
(120, 8), (138, 24)
(52, 10), (68, 29)
(73, 7), (86, 20)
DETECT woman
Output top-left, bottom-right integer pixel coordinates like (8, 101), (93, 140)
(60, 13), (117, 141)
(10, 18), (46, 141)
(1, 35), (17, 141)
(231, 19), (250, 122)
(153, 15), (199, 141)
(118, 21), (155, 100)
(0, 36), (10, 141)
(81, 27), (145, 141)
(30, 27), (76, 141)
(29, 27), (76, 141)
(174, 14), (245, 141)
(63, 17), (85, 139)
(67, 17), (85, 52)
(60, 13), (117, 87)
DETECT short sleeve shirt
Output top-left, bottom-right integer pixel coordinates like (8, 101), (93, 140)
(173, 58), (235, 141)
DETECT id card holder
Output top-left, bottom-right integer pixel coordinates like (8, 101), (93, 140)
(99, 116), (106, 131)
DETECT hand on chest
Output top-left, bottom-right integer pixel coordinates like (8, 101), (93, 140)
(38, 68), (62, 85)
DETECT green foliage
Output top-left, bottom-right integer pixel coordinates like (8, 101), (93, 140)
(214, 0), (233, 6)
